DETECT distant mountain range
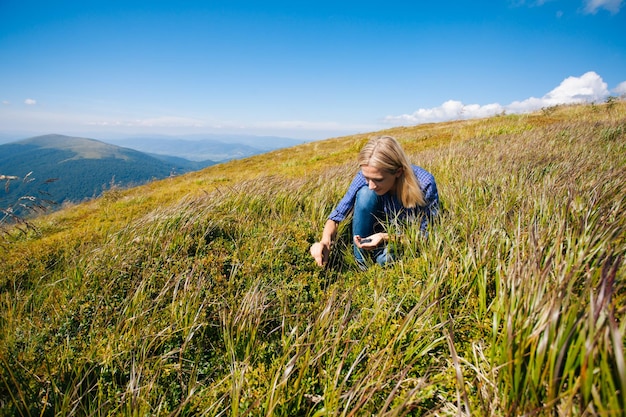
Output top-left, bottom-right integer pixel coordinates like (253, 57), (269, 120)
(102, 134), (306, 162)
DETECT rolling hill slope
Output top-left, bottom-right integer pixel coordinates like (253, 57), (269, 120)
(0, 103), (625, 416)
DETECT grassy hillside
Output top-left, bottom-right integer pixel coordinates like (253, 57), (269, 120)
(1, 102), (625, 416)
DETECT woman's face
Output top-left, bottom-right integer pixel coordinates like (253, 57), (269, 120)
(361, 165), (402, 195)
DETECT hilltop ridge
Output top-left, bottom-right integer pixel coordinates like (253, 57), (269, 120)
(16, 134), (139, 160)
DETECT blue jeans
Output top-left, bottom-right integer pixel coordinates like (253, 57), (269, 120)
(352, 186), (392, 268)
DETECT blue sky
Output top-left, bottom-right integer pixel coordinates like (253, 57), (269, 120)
(1, 0), (625, 140)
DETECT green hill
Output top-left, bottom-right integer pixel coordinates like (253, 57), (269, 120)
(0, 103), (625, 416)
(0, 134), (212, 212)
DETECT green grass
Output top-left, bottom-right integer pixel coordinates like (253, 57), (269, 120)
(1, 102), (625, 416)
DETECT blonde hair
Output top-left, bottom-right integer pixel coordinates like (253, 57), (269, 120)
(358, 136), (425, 208)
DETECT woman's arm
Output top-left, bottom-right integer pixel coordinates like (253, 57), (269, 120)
(310, 219), (338, 267)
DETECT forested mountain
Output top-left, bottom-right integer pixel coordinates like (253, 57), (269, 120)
(0, 134), (215, 211)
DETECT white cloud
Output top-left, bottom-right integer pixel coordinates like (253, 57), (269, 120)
(384, 72), (618, 125)
(509, 0), (554, 6)
(2, 101), (9, 105)
(87, 116), (206, 128)
(24, 98), (37, 105)
(255, 120), (356, 131)
(613, 81), (626, 96)
(513, 0), (622, 15)
(509, 71), (609, 112)
(383, 100), (505, 125)
(583, 0), (623, 14)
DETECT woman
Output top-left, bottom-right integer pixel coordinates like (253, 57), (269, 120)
(310, 135), (439, 269)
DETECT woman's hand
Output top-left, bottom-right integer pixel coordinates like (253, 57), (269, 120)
(354, 233), (387, 250)
(310, 241), (330, 267)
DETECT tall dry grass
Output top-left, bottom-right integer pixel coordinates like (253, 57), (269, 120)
(0, 102), (624, 416)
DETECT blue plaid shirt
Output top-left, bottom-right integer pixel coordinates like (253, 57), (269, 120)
(328, 165), (439, 232)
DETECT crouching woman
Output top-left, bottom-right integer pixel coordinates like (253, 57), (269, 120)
(310, 135), (439, 269)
